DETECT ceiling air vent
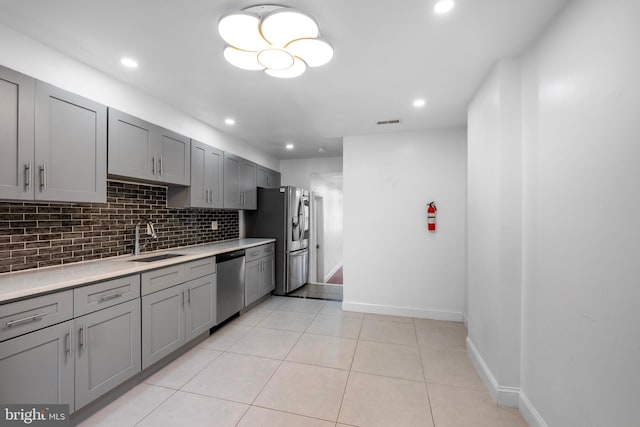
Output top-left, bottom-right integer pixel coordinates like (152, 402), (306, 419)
(376, 119), (401, 125)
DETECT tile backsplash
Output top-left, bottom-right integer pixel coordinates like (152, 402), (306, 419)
(0, 180), (239, 273)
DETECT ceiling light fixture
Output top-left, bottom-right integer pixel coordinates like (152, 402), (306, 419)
(120, 57), (138, 68)
(285, 143), (294, 150)
(434, 0), (455, 15)
(218, 5), (333, 78)
(224, 118), (235, 125)
(413, 99), (426, 108)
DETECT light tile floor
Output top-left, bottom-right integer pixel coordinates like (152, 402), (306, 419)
(77, 297), (527, 427)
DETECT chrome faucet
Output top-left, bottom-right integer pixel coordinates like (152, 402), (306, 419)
(134, 220), (157, 256)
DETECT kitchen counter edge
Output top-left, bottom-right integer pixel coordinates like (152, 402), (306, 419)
(0, 238), (276, 304)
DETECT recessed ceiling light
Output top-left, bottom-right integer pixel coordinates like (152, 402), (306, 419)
(224, 118), (235, 125)
(318, 147), (326, 153)
(120, 57), (138, 68)
(413, 99), (426, 108)
(285, 143), (294, 150)
(434, 0), (455, 15)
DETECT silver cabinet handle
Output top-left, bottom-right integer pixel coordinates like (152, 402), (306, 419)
(78, 325), (85, 350)
(24, 162), (32, 191)
(187, 288), (191, 305)
(5, 312), (47, 327)
(181, 291), (184, 307)
(99, 291), (123, 302)
(65, 328), (72, 356)
(39, 164), (46, 191)
(158, 157), (162, 175)
(207, 189), (211, 204)
(152, 156), (156, 174)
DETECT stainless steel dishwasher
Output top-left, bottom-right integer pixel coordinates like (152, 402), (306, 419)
(216, 249), (245, 324)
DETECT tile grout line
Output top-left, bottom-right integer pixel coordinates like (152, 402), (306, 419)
(334, 304), (365, 425)
(415, 317), (437, 427)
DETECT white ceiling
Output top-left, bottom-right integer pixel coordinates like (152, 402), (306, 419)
(0, 0), (567, 160)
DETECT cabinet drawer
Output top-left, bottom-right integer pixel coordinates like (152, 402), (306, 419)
(0, 290), (73, 342)
(261, 243), (275, 257)
(183, 257), (216, 282)
(245, 247), (262, 263)
(74, 275), (141, 317)
(141, 264), (185, 296)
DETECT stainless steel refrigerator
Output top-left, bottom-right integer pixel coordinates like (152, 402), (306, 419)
(245, 186), (310, 295)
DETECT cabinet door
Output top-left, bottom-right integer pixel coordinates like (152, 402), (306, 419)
(158, 128), (190, 185)
(75, 299), (141, 410)
(239, 160), (257, 209)
(185, 274), (216, 341)
(0, 320), (74, 413)
(206, 145), (224, 208)
(223, 153), (241, 209)
(189, 140), (208, 208)
(245, 259), (261, 306)
(257, 166), (281, 189)
(108, 108), (158, 182)
(0, 65), (35, 200)
(141, 285), (185, 369)
(34, 82), (107, 203)
(260, 254), (275, 295)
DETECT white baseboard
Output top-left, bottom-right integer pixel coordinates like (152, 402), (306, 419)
(324, 262), (342, 282)
(466, 337), (520, 408)
(341, 301), (463, 322)
(519, 391), (548, 427)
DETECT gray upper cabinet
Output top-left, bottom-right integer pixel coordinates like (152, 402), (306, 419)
(108, 108), (189, 186)
(35, 82), (107, 203)
(168, 140), (223, 208)
(224, 152), (257, 210)
(0, 66), (106, 203)
(257, 166), (281, 189)
(0, 65), (35, 200)
(0, 320), (75, 413)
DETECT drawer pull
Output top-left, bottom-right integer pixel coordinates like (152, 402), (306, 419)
(99, 291), (123, 302)
(5, 312), (47, 327)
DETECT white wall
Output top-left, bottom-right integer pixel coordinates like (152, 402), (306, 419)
(343, 129), (466, 320)
(279, 157), (343, 190)
(0, 23), (278, 170)
(466, 60), (522, 407)
(518, 0), (640, 425)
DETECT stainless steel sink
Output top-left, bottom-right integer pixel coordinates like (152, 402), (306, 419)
(128, 253), (185, 262)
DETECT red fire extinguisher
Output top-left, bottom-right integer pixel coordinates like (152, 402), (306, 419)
(427, 202), (437, 232)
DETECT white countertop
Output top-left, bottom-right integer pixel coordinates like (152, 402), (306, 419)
(0, 238), (275, 303)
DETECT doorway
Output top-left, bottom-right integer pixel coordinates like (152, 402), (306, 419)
(290, 173), (343, 301)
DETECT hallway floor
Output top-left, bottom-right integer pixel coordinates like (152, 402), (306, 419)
(288, 283), (343, 301)
(77, 296), (526, 427)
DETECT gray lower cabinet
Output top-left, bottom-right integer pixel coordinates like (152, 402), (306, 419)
(141, 284), (185, 369)
(168, 140), (223, 208)
(224, 152), (257, 210)
(0, 320), (75, 412)
(185, 274), (216, 341)
(244, 259), (261, 306)
(108, 108), (190, 186)
(0, 65), (107, 203)
(244, 245), (276, 306)
(142, 273), (216, 369)
(74, 299), (141, 410)
(261, 254), (275, 295)
(257, 166), (281, 189)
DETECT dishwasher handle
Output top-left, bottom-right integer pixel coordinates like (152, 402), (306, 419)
(216, 250), (245, 263)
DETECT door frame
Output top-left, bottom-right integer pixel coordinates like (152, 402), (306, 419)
(310, 193), (325, 283)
